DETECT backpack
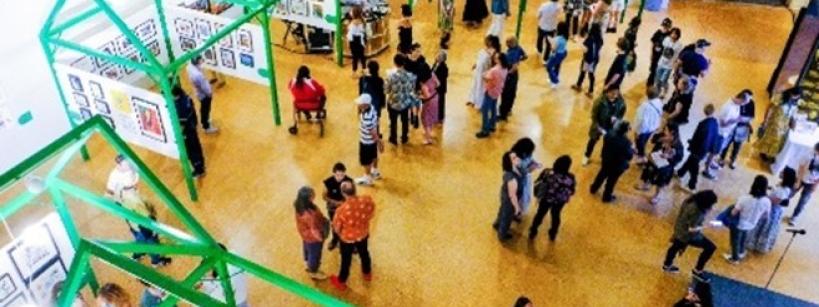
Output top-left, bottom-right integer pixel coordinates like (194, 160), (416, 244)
(533, 169), (553, 200)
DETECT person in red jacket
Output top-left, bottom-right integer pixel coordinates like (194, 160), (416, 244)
(288, 66), (326, 134)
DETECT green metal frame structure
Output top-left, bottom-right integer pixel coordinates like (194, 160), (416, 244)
(39, 0), (284, 202)
(0, 116), (349, 306)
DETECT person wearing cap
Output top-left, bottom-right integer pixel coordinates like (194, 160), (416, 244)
(355, 94), (383, 186)
(647, 18), (672, 86)
(674, 39), (711, 86)
(186, 56), (219, 134)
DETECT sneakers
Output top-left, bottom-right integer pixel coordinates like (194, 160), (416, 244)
(787, 216), (798, 226)
(308, 270), (328, 280)
(329, 275), (347, 290)
(370, 170), (382, 180)
(571, 85), (581, 92)
(701, 171), (717, 181)
(582, 156), (590, 166)
(363, 273), (373, 282)
(476, 131), (490, 138)
(723, 253), (741, 264)
(662, 265), (680, 274)
(355, 176), (374, 186)
(151, 257), (172, 268)
(550, 82), (558, 89)
(692, 269), (711, 283)
(204, 125), (219, 134)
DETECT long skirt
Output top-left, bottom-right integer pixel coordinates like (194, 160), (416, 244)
(745, 205), (784, 253)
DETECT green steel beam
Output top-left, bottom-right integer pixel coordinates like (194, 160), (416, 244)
(215, 258), (237, 306)
(49, 185), (101, 292)
(58, 242), (92, 306)
(160, 256), (219, 307)
(49, 38), (163, 77)
(96, 240), (216, 257)
(153, 0), (177, 62)
(259, 10), (282, 125)
(335, 0), (343, 66)
(515, 0), (526, 39)
(41, 0), (68, 37)
(49, 6), (104, 36)
(0, 191), (36, 221)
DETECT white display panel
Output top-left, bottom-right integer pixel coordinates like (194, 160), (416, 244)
(54, 63), (180, 159)
(0, 213), (75, 306)
(270, 0), (337, 31)
(165, 6), (269, 85)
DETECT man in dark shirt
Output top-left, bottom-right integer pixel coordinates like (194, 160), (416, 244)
(590, 121), (634, 203)
(172, 85), (206, 177)
(663, 190), (718, 282)
(675, 39), (711, 84)
(604, 38), (629, 90)
(720, 96), (755, 169)
(499, 36), (528, 121)
(677, 104), (719, 191)
(584, 86), (626, 165)
(647, 18), (672, 86)
(323, 162), (353, 250)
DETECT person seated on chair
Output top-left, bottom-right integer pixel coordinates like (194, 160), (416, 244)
(288, 65), (327, 134)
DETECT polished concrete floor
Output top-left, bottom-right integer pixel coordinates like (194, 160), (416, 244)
(3, 0), (818, 306)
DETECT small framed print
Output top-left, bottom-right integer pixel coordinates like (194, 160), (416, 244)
(94, 99), (111, 115)
(237, 29), (253, 53)
(202, 47), (217, 66)
(101, 115), (115, 130)
(132, 97), (167, 143)
(180, 37), (197, 51)
(100, 65), (122, 80)
(147, 40), (161, 56)
(79, 108), (92, 120)
(174, 18), (195, 38)
(72, 92), (89, 108)
(239, 53), (254, 68)
(123, 52), (142, 74)
(194, 18), (212, 39)
(117, 35), (135, 54)
(213, 23), (233, 48)
(89, 80), (104, 99)
(68, 74), (83, 92)
(220, 48), (235, 69)
(134, 19), (157, 40)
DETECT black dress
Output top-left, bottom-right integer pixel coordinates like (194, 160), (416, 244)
(398, 26), (413, 54)
(462, 0), (489, 23)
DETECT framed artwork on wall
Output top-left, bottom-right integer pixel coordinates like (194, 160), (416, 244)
(180, 37), (197, 51)
(123, 52), (142, 74)
(7, 224), (61, 282)
(79, 108), (92, 121)
(94, 99), (111, 115)
(132, 97), (167, 143)
(0, 273), (18, 303)
(213, 23), (233, 48)
(100, 65), (122, 80)
(195, 18), (212, 40)
(3, 293), (27, 306)
(72, 93), (89, 108)
(237, 29), (253, 53)
(239, 53), (254, 68)
(312, 3), (324, 18)
(134, 20), (157, 40)
(220, 48), (235, 69)
(27, 260), (67, 305)
(89, 80), (104, 99)
(174, 18), (195, 38)
(202, 47), (217, 66)
(117, 35), (135, 54)
(68, 74), (83, 92)
(147, 40), (161, 56)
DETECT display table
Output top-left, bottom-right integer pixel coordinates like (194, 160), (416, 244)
(342, 16), (390, 58)
(771, 123), (819, 174)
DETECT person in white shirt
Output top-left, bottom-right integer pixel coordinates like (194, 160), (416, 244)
(790, 143), (819, 225)
(536, 0), (562, 63)
(633, 86), (664, 163)
(653, 27), (682, 98)
(703, 90), (751, 179)
(606, 0), (625, 32)
(724, 176), (771, 264)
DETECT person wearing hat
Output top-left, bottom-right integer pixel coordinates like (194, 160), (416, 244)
(355, 94), (384, 186)
(186, 56), (219, 134)
(647, 18), (673, 86)
(674, 39), (711, 88)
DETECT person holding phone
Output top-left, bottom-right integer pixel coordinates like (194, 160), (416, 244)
(662, 190), (718, 282)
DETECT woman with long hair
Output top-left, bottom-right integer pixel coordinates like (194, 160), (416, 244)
(347, 6), (367, 75)
(420, 64), (441, 145)
(636, 123), (684, 205)
(572, 24), (603, 97)
(746, 167), (797, 253)
(398, 4), (414, 54)
(493, 151), (523, 241)
(294, 186), (330, 280)
(725, 175), (771, 264)
(287, 66), (326, 134)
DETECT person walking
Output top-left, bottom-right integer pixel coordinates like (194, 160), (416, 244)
(635, 123), (684, 205)
(647, 18), (672, 86)
(354, 94), (384, 186)
(602, 37), (629, 91)
(653, 27), (682, 98)
(468, 36), (500, 109)
(172, 86), (206, 178)
(476, 52), (509, 138)
(487, 0), (510, 36)
(564, 0), (585, 40)
(536, 0), (562, 63)
(330, 182), (375, 290)
(499, 37), (527, 121)
(724, 176), (771, 264)
(746, 167), (796, 253)
(582, 86), (626, 165)
(676, 104), (719, 192)
(494, 151), (524, 241)
(719, 94), (755, 169)
(385, 54), (418, 145)
(294, 186), (329, 280)
(632, 86), (663, 163)
(590, 120), (633, 203)
(662, 190), (718, 283)
(703, 90), (751, 180)
(359, 61), (385, 135)
(323, 162), (353, 251)
(186, 56), (218, 133)
(756, 87), (803, 162)
(572, 24), (604, 97)
(545, 22), (569, 88)
(788, 143), (819, 226)
(463, 0), (489, 28)
(287, 66), (327, 134)
(432, 51), (449, 123)
(529, 155), (575, 241)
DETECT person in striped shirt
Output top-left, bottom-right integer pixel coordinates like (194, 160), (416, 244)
(355, 94), (384, 186)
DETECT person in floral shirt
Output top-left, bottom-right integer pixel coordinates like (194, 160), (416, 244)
(529, 155), (576, 241)
(385, 54), (419, 145)
(330, 182), (375, 290)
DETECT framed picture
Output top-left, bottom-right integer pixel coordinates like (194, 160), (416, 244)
(117, 35), (135, 54)
(220, 48), (235, 69)
(311, 3), (324, 18)
(131, 97), (167, 143)
(79, 108), (92, 121)
(202, 47), (217, 66)
(68, 74), (83, 92)
(174, 18), (195, 38)
(180, 37), (197, 51)
(3, 293), (27, 307)
(289, 0), (308, 16)
(123, 52), (142, 74)
(134, 20), (157, 40)
(213, 23), (233, 48)
(100, 65), (122, 80)
(94, 99), (111, 115)
(70, 56), (96, 73)
(89, 80), (104, 99)
(147, 40), (161, 56)
(194, 18), (212, 40)
(0, 273), (17, 303)
(101, 115), (115, 130)
(274, 1), (288, 15)
(100, 42), (116, 55)
(237, 29), (253, 53)
(72, 93), (89, 108)
(239, 53), (254, 68)
(27, 260), (67, 305)
(7, 224), (61, 282)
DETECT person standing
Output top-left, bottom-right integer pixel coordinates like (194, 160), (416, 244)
(432, 51), (449, 123)
(499, 37), (527, 121)
(294, 186), (329, 280)
(172, 86), (206, 178)
(606, 0), (624, 33)
(354, 94), (384, 186)
(647, 18), (672, 86)
(572, 24), (604, 97)
(703, 90), (751, 180)
(487, 0), (510, 36)
(323, 162), (353, 251)
(663, 75), (695, 125)
(511, 138), (542, 218)
(330, 182), (375, 290)
(676, 104), (719, 192)
(397, 5), (414, 54)
(463, 0), (489, 28)
(494, 151), (524, 241)
(536, 0), (562, 63)
(529, 155), (575, 241)
(564, 0), (584, 40)
(603, 38), (629, 90)
(674, 39), (711, 91)
(724, 176), (771, 264)
(347, 6), (367, 76)
(385, 54), (418, 145)
(636, 123), (684, 205)
(545, 22), (569, 88)
(633, 86), (663, 163)
(590, 121), (633, 203)
(582, 86), (626, 165)
(468, 36), (500, 109)
(476, 52), (509, 138)
(653, 27), (683, 98)
(789, 143), (819, 226)
(662, 190), (718, 283)
(720, 94), (755, 169)
(359, 61), (385, 135)
(406, 43), (432, 129)
(96, 283), (133, 307)
(186, 56), (218, 133)
(420, 67), (441, 144)
(756, 87), (803, 162)
(746, 167), (796, 253)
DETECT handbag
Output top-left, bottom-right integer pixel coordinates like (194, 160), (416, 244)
(716, 205), (739, 228)
(733, 125), (751, 142)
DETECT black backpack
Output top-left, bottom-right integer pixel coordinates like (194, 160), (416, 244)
(533, 169), (553, 200)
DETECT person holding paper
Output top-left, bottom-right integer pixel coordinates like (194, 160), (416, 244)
(636, 123), (684, 205)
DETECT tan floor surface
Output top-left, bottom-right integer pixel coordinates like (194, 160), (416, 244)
(2, 0), (818, 306)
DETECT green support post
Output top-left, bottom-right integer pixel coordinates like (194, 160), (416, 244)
(260, 9), (282, 125)
(515, 0), (526, 39)
(335, 0), (343, 67)
(58, 245), (92, 306)
(154, 0), (178, 62)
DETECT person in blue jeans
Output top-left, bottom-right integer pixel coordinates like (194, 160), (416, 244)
(493, 151), (523, 241)
(546, 21), (569, 87)
(477, 52), (509, 138)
